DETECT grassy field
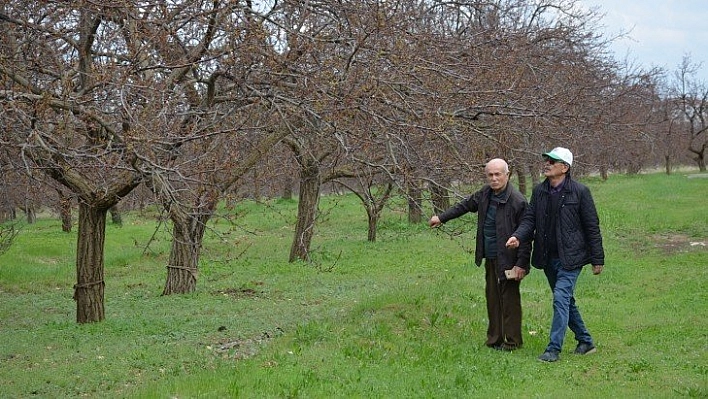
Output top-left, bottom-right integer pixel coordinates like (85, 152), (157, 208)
(0, 172), (706, 398)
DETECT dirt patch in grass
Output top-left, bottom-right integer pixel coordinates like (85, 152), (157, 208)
(215, 284), (264, 299)
(650, 233), (707, 254)
(211, 327), (285, 360)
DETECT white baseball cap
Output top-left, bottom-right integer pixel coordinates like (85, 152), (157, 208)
(543, 147), (573, 166)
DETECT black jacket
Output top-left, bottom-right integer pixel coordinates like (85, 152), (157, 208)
(438, 184), (531, 279)
(513, 175), (604, 270)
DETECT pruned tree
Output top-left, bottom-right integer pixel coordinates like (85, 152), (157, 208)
(0, 3), (146, 322)
(262, 1), (395, 261)
(152, 128), (288, 295)
(110, 1), (295, 295)
(0, 1), (292, 317)
(335, 173), (395, 243)
(672, 56), (708, 172)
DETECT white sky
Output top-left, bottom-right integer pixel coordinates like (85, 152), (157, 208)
(578, 0), (708, 83)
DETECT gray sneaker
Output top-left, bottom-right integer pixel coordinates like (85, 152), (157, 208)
(574, 343), (597, 355)
(538, 350), (560, 362)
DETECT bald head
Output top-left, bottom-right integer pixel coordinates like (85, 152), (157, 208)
(485, 158), (509, 174)
(484, 158), (510, 193)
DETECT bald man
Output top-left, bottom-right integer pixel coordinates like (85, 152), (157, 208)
(430, 158), (531, 351)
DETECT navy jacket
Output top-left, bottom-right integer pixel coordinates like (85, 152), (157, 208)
(513, 175), (604, 270)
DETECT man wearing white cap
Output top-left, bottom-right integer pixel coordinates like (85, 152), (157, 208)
(506, 147), (605, 362)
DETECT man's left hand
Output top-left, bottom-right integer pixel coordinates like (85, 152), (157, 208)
(592, 265), (604, 275)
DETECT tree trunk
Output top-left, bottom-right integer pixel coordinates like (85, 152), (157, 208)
(74, 202), (107, 323)
(429, 182), (449, 214)
(529, 165), (540, 186)
(109, 205), (123, 227)
(516, 169), (527, 196)
(664, 155), (672, 175)
(58, 190), (73, 233)
(697, 154), (706, 172)
(24, 206), (36, 224)
(252, 168), (261, 200)
(626, 163), (641, 174)
(162, 214), (208, 295)
(289, 163), (320, 262)
(48, 169), (141, 324)
(600, 165), (608, 181)
(281, 175), (293, 200)
(407, 182), (422, 224)
(367, 209), (378, 242)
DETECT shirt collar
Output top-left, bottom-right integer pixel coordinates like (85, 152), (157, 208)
(549, 177), (566, 194)
(492, 184), (510, 202)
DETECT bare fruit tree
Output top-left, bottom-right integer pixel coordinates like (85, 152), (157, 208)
(0, 3), (146, 322)
(672, 56), (708, 172)
(0, 1), (293, 319)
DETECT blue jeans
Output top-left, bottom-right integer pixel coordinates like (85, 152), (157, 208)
(544, 258), (593, 352)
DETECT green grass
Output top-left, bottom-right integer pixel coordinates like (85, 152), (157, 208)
(0, 172), (706, 398)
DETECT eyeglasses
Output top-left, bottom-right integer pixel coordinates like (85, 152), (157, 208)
(544, 158), (565, 166)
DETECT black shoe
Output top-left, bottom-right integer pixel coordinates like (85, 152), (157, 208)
(538, 350), (560, 362)
(574, 342), (597, 355)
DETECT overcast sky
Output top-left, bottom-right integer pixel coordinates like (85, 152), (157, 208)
(578, 0), (708, 83)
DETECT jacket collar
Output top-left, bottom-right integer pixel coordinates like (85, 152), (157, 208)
(543, 174), (573, 193)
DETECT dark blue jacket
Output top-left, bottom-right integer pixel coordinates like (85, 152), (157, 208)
(513, 175), (604, 270)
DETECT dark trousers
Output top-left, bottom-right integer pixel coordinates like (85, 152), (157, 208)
(484, 258), (523, 347)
